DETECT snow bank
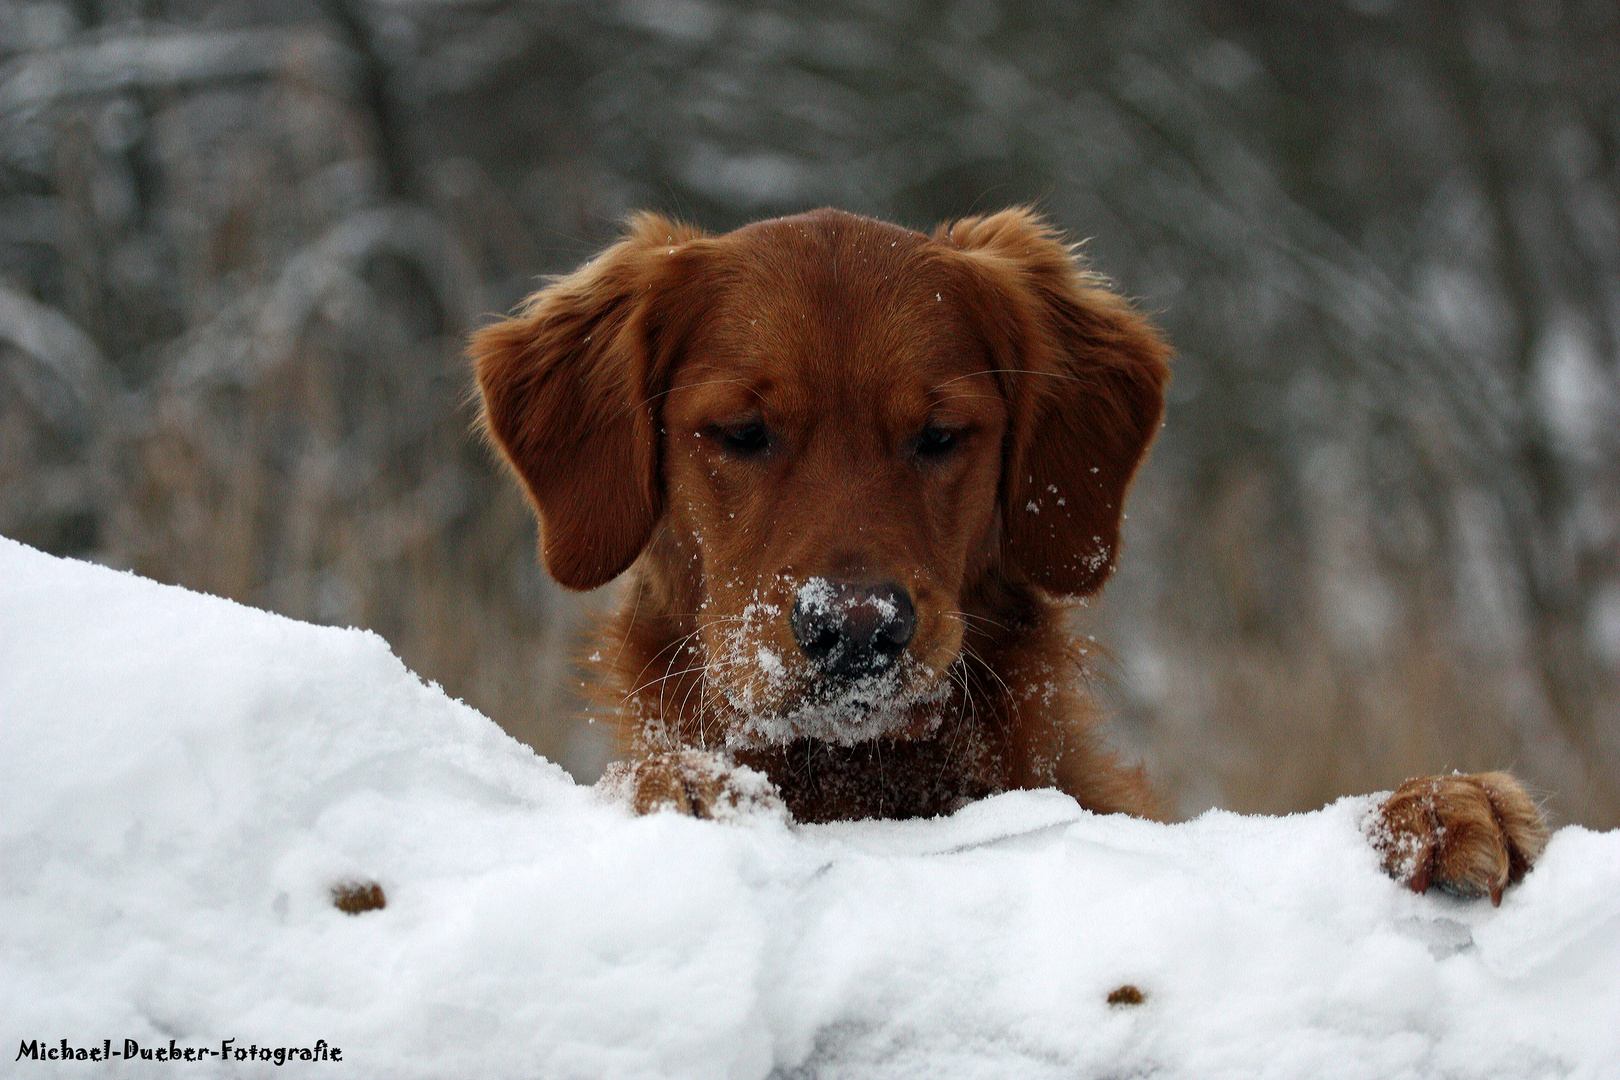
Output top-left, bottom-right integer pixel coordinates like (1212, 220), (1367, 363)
(2, 536), (1616, 1080)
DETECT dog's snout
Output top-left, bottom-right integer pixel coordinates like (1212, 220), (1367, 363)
(790, 578), (917, 679)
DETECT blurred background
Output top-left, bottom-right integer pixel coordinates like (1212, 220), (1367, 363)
(3, 0), (1617, 826)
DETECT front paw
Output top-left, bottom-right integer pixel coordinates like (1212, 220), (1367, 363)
(1368, 771), (1549, 906)
(598, 748), (785, 821)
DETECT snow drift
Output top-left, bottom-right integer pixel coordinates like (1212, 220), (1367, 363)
(1, 536), (1616, 1079)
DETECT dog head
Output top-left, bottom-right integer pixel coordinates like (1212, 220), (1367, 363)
(471, 208), (1169, 746)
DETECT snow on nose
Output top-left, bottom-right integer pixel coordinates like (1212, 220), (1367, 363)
(789, 577), (917, 680)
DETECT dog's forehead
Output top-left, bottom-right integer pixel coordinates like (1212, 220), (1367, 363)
(672, 210), (998, 410)
(721, 209), (940, 309)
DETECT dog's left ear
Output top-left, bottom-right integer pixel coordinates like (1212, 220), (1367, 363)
(936, 208), (1171, 597)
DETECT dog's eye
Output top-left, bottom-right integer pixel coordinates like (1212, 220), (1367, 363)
(914, 425), (962, 460)
(714, 423), (772, 457)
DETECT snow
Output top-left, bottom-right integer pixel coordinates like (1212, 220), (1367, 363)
(2, 535), (1617, 1079)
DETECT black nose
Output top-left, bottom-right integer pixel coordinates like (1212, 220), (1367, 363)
(789, 578), (917, 680)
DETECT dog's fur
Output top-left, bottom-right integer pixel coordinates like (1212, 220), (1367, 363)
(471, 207), (1547, 903)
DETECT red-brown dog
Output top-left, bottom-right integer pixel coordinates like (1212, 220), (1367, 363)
(471, 207), (1547, 904)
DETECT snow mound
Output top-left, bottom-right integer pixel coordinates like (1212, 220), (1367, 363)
(2, 536), (1616, 1079)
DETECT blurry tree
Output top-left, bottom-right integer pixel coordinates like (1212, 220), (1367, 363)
(2, 0), (1615, 823)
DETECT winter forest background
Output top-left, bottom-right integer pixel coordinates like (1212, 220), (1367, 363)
(2, 0), (1617, 826)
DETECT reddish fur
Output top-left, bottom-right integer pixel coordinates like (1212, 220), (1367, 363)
(471, 207), (1547, 897)
(1373, 772), (1548, 906)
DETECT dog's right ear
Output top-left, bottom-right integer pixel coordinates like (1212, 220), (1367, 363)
(470, 213), (709, 590)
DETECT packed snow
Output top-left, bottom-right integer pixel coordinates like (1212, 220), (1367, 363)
(2, 535), (1616, 1079)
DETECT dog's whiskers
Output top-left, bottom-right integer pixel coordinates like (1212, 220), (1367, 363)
(959, 638), (1017, 707)
(946, 608), (1014, 634)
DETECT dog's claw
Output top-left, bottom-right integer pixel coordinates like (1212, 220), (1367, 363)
(1406, 855), (1432, 896)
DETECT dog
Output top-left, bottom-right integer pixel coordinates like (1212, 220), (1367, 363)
(470, 207), (1548, 905)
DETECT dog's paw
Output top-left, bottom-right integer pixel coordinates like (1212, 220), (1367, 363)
(598, 749), (786, 822)
(1367, 771), (1549, 906)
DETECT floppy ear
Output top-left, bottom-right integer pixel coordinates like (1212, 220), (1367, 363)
(469, 213), (708, 590)
(936, 208), (1171, 597)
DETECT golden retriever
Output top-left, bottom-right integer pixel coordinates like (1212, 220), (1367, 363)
(471, 207), (1547, 904)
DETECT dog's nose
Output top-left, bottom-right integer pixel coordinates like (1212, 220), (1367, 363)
(790, 578), (917, 679)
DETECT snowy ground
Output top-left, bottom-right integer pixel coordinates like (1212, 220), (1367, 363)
(2, 536), (1616, 1080)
